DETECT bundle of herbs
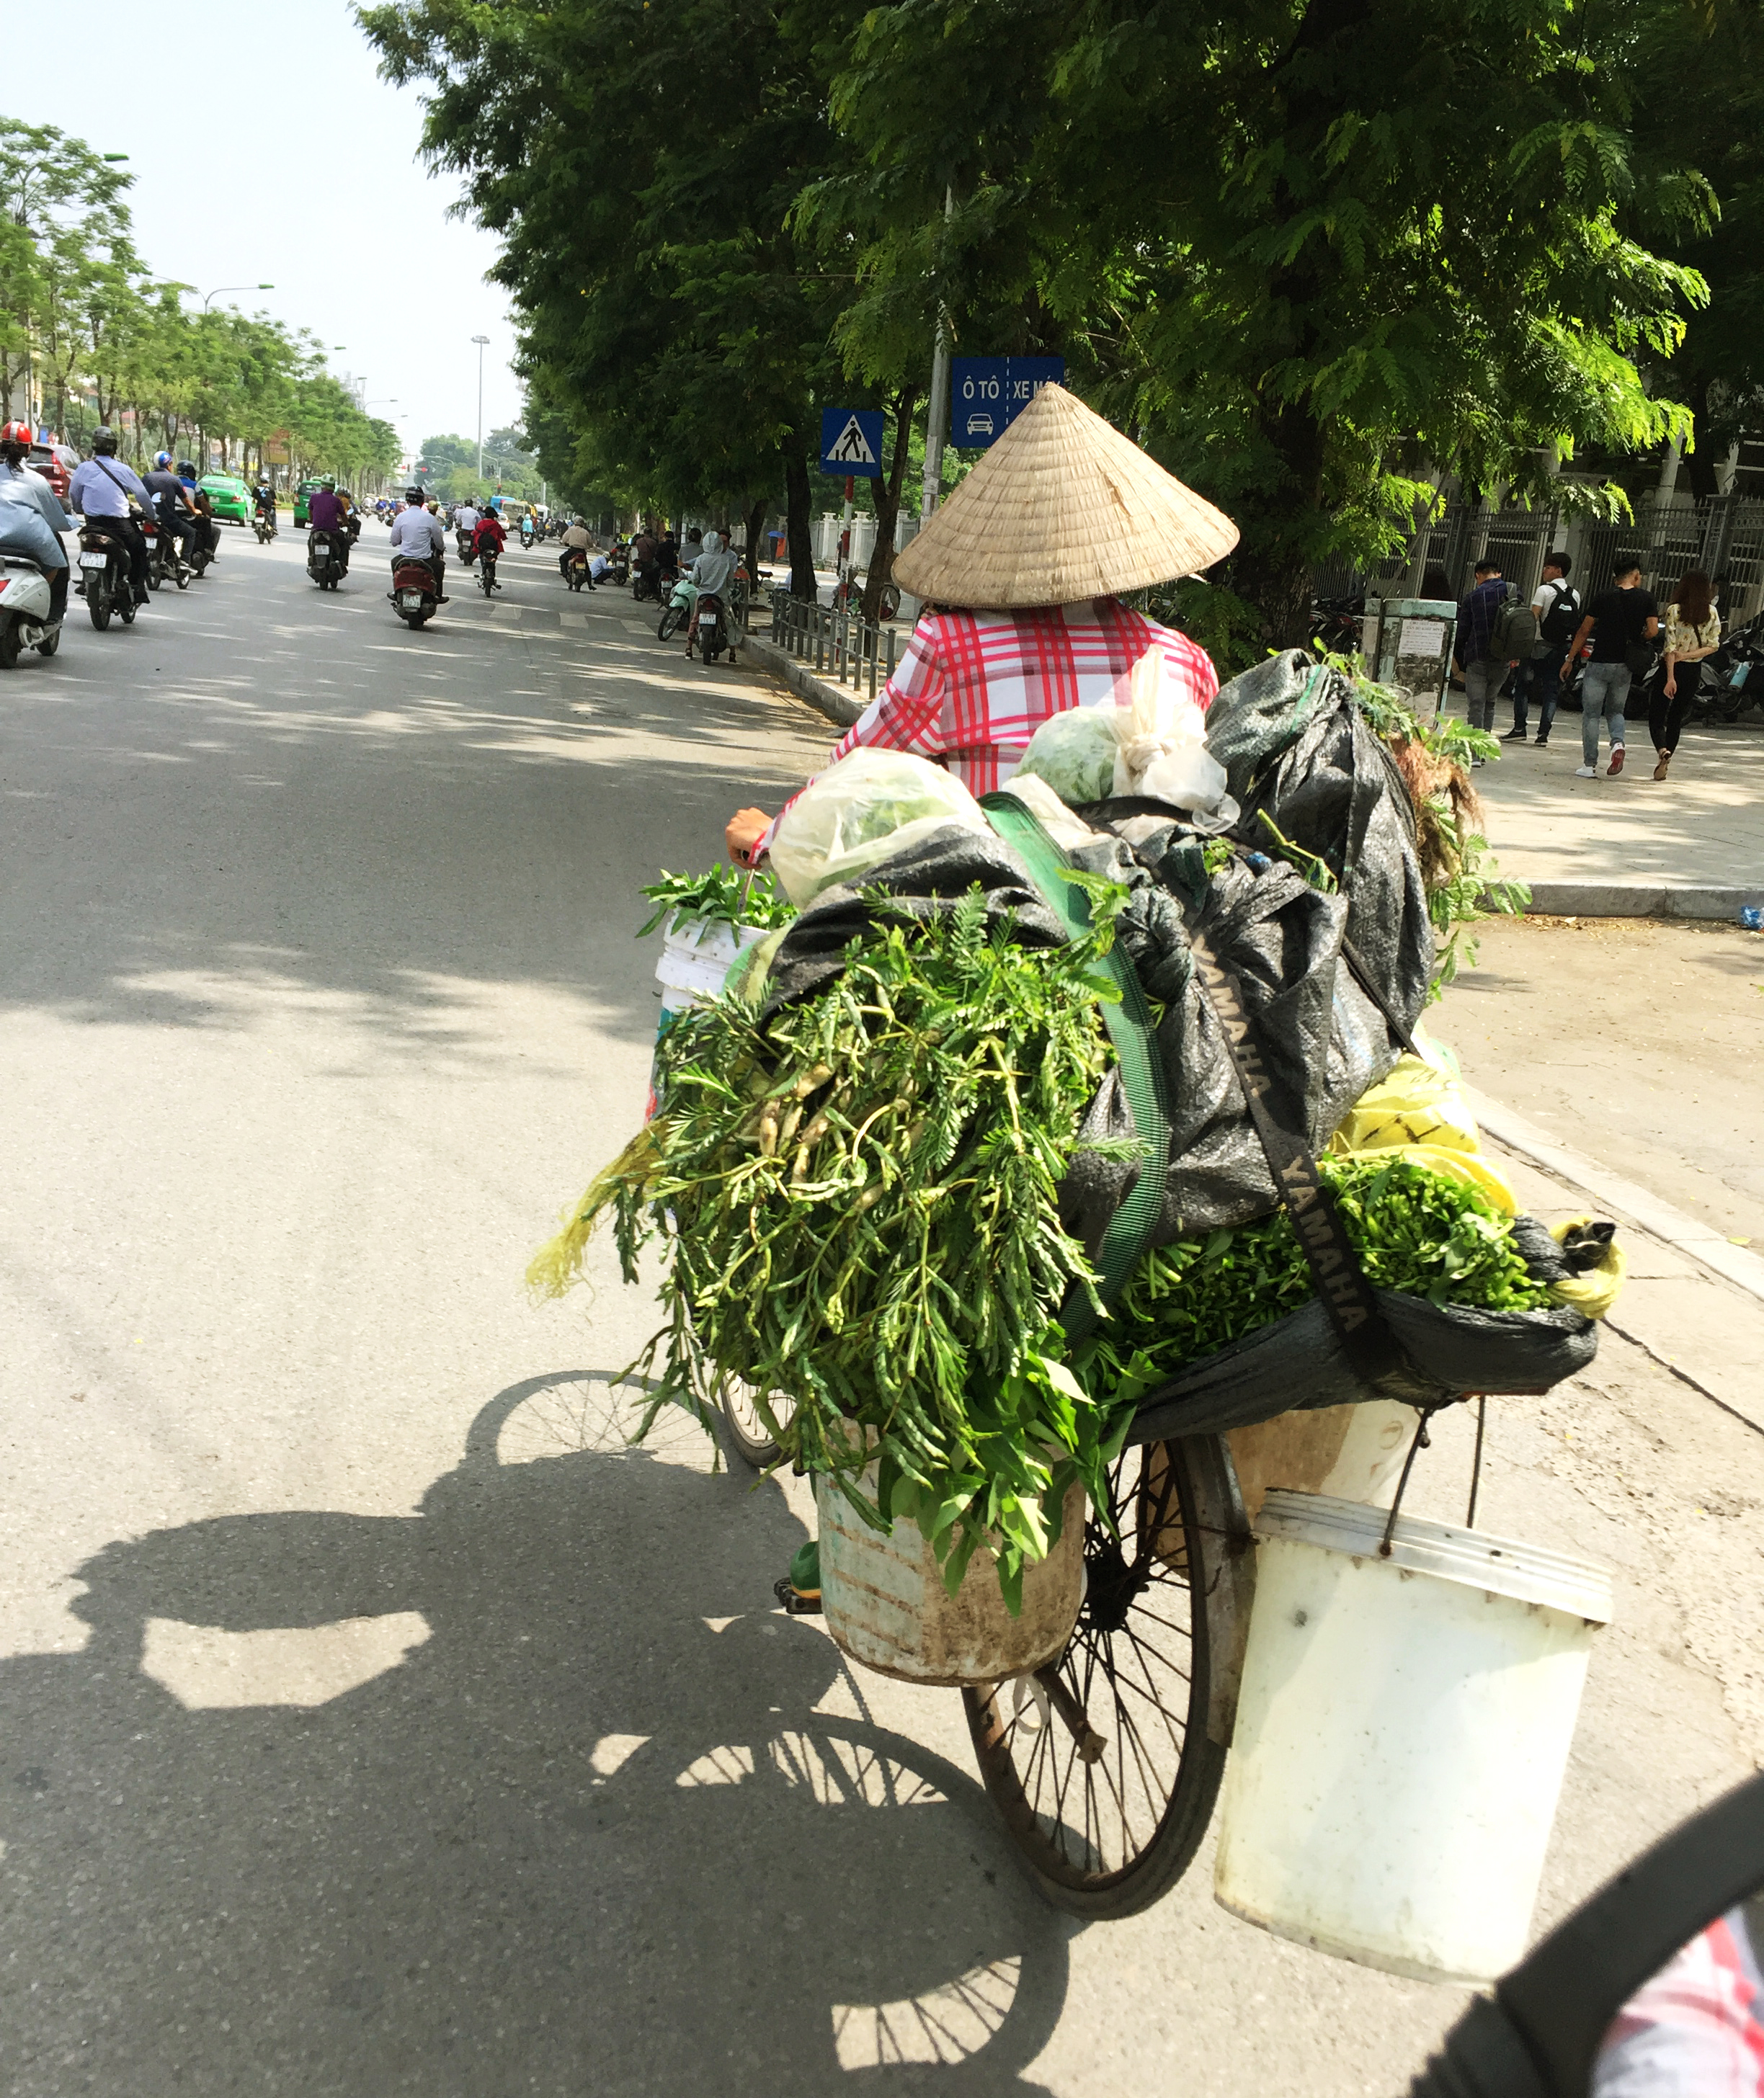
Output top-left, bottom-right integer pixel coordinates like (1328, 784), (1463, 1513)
(530, 881), (1135, 1611)
(636, 864), (795, 937)
(1079, 1153), (1550, 1411)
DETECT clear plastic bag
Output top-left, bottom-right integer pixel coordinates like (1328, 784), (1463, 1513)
(767, 749), (992, 906)
(1013, 650), (1235, 819)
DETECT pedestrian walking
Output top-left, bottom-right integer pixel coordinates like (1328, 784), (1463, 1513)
(1649, 569), (1721, 781)
(1454, 558), (1525, 760)
(1505, 551), (1579, 747)
(1561, 556), (1658, 777)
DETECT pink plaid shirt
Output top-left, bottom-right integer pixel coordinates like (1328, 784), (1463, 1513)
(758, 599), (1217, 852)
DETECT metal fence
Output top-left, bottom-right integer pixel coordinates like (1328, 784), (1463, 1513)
(1331, 495), (1764, 622)
(769, 590), (899, 705)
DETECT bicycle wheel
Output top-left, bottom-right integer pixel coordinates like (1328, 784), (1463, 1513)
(716, 1380), (794, 1470)
(964, 1432), (1247, 1919)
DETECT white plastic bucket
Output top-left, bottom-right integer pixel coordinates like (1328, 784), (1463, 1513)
(814, 1466), (1085, 1687)
(1213, 1490), (1613, 1986)
(646, 914), (765, 1115)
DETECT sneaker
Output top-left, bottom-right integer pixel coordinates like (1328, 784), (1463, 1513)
(1470, 756), (1486, 769)
(1500, 727), (1528, 741)
(1534, 734), (1549, 746)
(1574, 764), (1597, 778)
(1608, 745), (1625, 776)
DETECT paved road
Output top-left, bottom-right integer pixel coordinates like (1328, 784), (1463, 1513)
(2, 531), (1759, 2095)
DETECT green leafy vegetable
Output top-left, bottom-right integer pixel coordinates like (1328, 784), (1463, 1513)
(636, 864), (795, 937)
(535, 884), (1131, 1612)
(1081, 1155), (1549, 1409)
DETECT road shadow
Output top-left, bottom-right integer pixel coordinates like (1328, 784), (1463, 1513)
(0, 1374), (1068, 2096)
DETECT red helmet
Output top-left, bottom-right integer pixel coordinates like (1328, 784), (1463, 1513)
(0, 420), (31, 447)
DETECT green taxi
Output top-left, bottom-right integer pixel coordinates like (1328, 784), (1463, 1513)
(293, 477), (334, 529)
(200, 474), (253, 525)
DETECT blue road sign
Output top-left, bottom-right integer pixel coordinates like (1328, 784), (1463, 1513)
(950, 357), (1066, 448)
(819, 408), (885, 477)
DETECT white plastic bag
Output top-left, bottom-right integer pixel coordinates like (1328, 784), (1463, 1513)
(1013, 649), (1236, 821)
(767, 749), (992, 906)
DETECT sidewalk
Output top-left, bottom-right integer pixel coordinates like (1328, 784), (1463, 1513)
(1443, 691), (1764, 917)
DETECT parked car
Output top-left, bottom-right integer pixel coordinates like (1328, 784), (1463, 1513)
(293, 477), (333, 530)
(199, 473), (253, 525)
(26, 441), (80, 504)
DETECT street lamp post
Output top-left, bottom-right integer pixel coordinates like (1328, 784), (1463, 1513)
(472, 336), (491, 484)
(202, 282), (275, 313)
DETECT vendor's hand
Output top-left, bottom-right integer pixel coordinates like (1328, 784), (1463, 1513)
(726, 807), (772, 867)
(1664, 677), (1677, 698)
(1559, 661), (1572, 682)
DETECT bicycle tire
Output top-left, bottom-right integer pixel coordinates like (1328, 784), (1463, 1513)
(964, 1432), (1245, 1919)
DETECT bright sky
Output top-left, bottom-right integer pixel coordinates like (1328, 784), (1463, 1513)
(20, 1), (520, 466)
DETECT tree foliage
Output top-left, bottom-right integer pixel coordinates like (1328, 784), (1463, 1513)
(0, 117), (398, 487)
(359, 0), (1737, 640)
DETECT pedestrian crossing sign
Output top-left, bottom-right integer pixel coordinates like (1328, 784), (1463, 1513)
(819, 408), (884, 477)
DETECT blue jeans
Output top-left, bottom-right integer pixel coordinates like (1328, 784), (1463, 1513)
(1517, 646), (1566, 737)
(1580, 661), (1630, 764)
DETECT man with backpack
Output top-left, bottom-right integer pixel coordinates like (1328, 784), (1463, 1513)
(1454, 557), (1533, 759)
(1507, 550), (1580, 747)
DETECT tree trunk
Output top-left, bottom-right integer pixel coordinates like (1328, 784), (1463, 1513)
(862, 385), (919, 623)
(1233, 401), (1328, 651)
(741, 497), (768, 589)
(783, 428), (817, 600)
(1683, 375), (1719, 499)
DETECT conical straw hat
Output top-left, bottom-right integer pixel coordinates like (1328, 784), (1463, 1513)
(891, 383), (1238, 608)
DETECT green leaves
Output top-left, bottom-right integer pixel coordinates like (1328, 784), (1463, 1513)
(1082, 1153), (1549, 1408)
(574, 883), (1128, 1609)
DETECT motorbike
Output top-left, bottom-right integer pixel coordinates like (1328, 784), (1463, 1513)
(564, 546), (592, 592)
(252, 506), (277, 544)
(390, 555), (439, 629)
(519, 516), (535, 551)
(607, 544), (631, 586)
(76, 520), (137, 630)
(1691, 610), (1764, 724)
(477, 546), (499, 596)
(689, 589), (731, 665)
(632, 558), (662, 604)
(147, 517), (191, 592)
(308, 528), (347, 591)
(0, 554), (61, 666)
(657, 573), (697, 641)
(455, 527), (477, 566)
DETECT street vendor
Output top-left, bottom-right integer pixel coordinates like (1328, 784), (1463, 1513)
(724, 383), (1238, 866)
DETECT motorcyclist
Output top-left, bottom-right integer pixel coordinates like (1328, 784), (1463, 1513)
(455, 496), (481, 565)
(0, 419), (71, 628)
(471, 505), (506, 586)
(631, 526), (659, 598)
(143, 450), (202, 572)
(557, 517), (595, 585)
(657, 528), (680, 581)
(337, 489), (362, 544)
(388, 485), (448, 602)
(66, 427), (152, 606)
(685, 530), (736, 648)
(178, 463), (220, 561)
(253, 480), (276, 532)
(308, 481), (351, 573)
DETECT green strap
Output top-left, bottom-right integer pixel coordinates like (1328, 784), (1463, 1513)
(981, 792), (1171, 1339)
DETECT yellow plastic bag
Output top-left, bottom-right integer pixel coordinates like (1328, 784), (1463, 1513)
(1361, 1141), (1518, 1215)
(1546, 1216), (1627, 1321)
(1330, 1050), (1484, 1157)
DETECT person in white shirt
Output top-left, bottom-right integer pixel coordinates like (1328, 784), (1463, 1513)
(66, 427), (153, 604)
(1507, 550), (1580, 747)
(388, 488), (449, 599)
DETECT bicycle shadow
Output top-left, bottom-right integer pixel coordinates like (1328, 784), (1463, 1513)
(0, 1374), (1069, 2095)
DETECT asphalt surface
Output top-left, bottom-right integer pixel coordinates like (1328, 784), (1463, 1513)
(2, 529), (1759, 2095)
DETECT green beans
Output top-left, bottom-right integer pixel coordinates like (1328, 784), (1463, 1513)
(556, 883), (1134, 1612)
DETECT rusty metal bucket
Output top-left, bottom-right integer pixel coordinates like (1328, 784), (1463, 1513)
(814, 1468), (1086, 1687)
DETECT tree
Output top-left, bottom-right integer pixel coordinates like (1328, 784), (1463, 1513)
(360, 0), (852, 594)
(822, 0), (1706, 653)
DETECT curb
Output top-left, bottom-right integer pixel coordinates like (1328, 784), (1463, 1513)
(1522, 882), (1763, 921)
(1462, 1083), (1764, 1307)
(741, 632), (865, 731)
